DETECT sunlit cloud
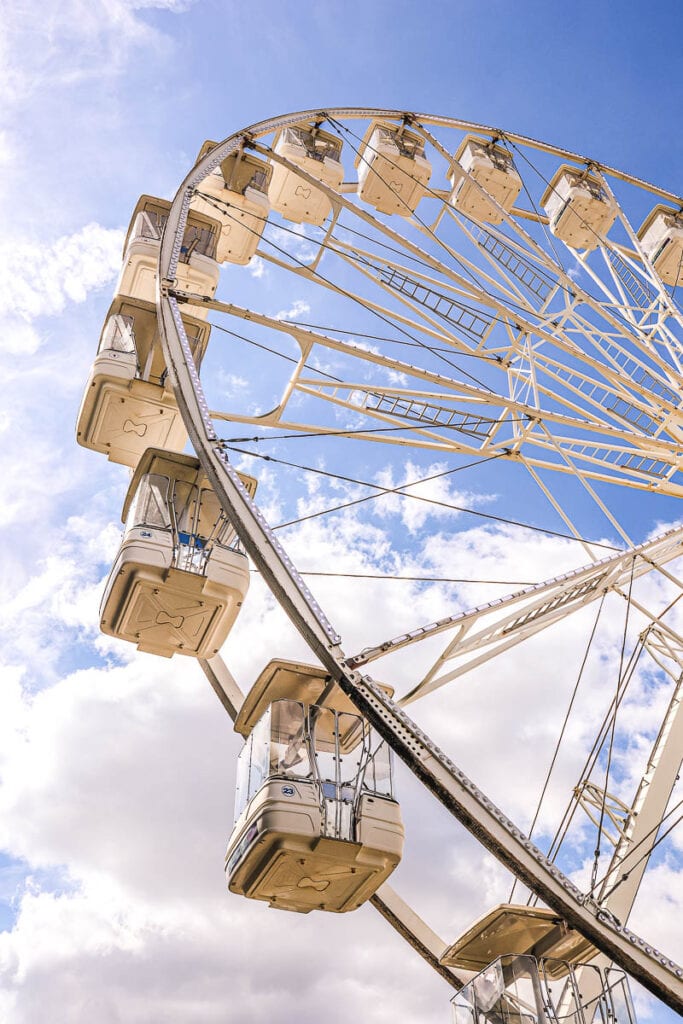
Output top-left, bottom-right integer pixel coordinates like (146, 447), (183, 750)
(0, 223), (123, 319)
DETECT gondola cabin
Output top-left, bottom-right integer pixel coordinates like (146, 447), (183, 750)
(269, 125), (344, 225)
(450, 952), (636, 1024)
(541, 165), (617, 251)
(76, 297), (210, 467)
(226, 660), (404, 913)
(190, 143), (272, 265)
(115, 195), (221, 315)
(637, 204), (683, 286)
(450, 135), (522, 224)
(356, 120), (431, 216)
(100, 449), (256, 657)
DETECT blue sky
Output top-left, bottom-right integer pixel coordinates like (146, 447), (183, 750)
(1, 2), (682, 1022)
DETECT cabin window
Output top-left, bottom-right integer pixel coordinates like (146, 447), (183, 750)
(234, 710), (271, 822)
(248, 168), (269, 193)
(269, 700), (312, 778)
(98, 314), (136, 355)
(452, 955), (636, 1024)
(312, 707), (361, 840)
(133, 210), (166, 243)
(362, 735), (394, 798)
(126, 474), (172, 531)
(234, 732), (252, 823)
(232, 699), (397, 831)
(280, 127), (342, 164)
(372, 125), (424, 160)
(170, 482), (230, 569)
(130, 207), (216, 261)
(180, 223), (217, 261)
(172, 481), (201, 537)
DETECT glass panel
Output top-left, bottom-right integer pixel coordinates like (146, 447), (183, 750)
(452, 956), (543, 1024)
(310, 706), (394, 799)
(336, 712), (365, 786)
(233, 732), (252, 822)
(374, 127), (399, 151)
(545, 960), (602, 1024)
(604, 969), (636, 1024)
(134, 210), (166, 241)
(362, 738), (394, 799)
(172, 481), (200, 539)
(315, 135), (342, 162)
(282, 127), (305, 148)
(99, 314), (136, 354)
(269, 700), (311, 778)
(248, 707), (271, 802)
(474, 959), (507, 1016)
(311, 708), (360, 842)
(171, 481), (210, 573)
(181, 222), (216, 260)
(537, 960), (636, 1024)
(281, 127), (341, 163)
(372, 126), (425, 159)
(126, 474), (171, 531)
(312, 706), (338, 781)
(249, 168), (269, 193)
(451, 1003), (476, 1024)
(220, 153), (271, 196)
(197, 489), (224, 545)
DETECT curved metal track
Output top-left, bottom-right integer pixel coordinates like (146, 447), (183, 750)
(157, 108), (683, 1013)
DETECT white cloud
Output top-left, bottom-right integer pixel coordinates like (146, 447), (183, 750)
(216, 370), (249, 398)
(274, 298), (311, 321)
(0, 319), (43, 357)
(370, 459), (493, 534)
(268, 224), (318, 264)
(0, 223), (123, 328)
(129, 0), (196, 9)
(0, 483), (681, 1021)
(248, 255), (266, 279)
(0, 129), (15, 167)
(0, 649), (452, 1024)
(387, 368), (409, 385)
(0, 1), (195, 102)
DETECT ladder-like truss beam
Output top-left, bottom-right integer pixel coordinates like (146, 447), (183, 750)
(349, 526), (683, 702)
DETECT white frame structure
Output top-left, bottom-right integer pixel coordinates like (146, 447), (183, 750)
(154, 108), (683, 1013)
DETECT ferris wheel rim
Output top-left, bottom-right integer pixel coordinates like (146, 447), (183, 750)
(174, 105), (683, 206)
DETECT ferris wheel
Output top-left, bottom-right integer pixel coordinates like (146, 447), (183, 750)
(77, 108), (683, 1021)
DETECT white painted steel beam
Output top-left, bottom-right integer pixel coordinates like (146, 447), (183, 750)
(348, 527), (683, 702)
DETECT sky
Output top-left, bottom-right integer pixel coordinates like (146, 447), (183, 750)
(1, 1), (683, 1022)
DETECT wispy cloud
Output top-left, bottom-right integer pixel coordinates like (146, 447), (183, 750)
(0, 223), (123, 353)
(274, 298), (310, 321)
(248, 255), (266, 279)
(0, 1), (196, 102)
